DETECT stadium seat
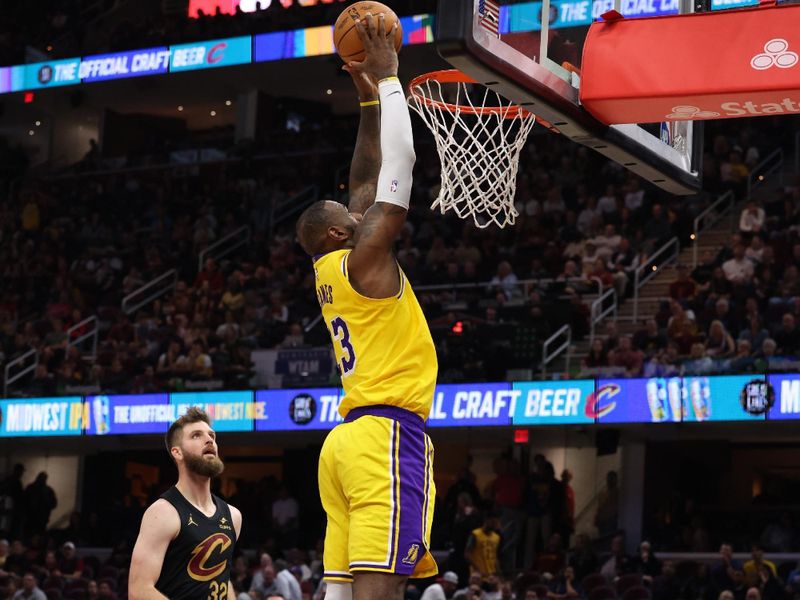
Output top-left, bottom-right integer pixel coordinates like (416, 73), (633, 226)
(616, 572), (643, 595)
(588, 585), (616, 600)
(581, 573), (607, 595)
(622, 586), (652, 600)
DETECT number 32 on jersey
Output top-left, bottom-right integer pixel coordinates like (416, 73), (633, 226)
(330, 316), (356, 376)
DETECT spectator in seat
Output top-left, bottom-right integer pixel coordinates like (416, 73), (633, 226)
(706, 320), (736, 358)
(194, 258), (225, 294)
(630, 540), (662, 583)
(12, 573), (45, 600)
(746, 236), (765, 264)
(582, 338), (608, 370)
(721, 147), (749, 197)
(58, 541), (83, 580)
(670, 264), (697, 302)
(729, 339), (755, 372)
(743, 544), (777, 587)
(568, 534), (599, 582)
(722, 244), (755, 287)
(712, 543), (743, 593)
(547, 566), (580, 599)
(420, 571), (459, 600)
(187, 340), (213, 379)
(643, 204), (673, 252)
(608, 335), (644, 376)
(599, 534), (630, 582)
(489, 261), (521, 301)
(633, 319), (668, 358)
(739, 200), (766, 234)
(652, 560), (680, 600)
(773, 313), (800, 356)
(624, 178), (645, 219)
(739, 315), (770, 353)
(685, 342), (714, 373)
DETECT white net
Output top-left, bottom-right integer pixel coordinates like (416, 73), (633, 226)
(408, 74), (536, 229)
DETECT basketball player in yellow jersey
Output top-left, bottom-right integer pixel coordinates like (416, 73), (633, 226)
(295, 14), (437, 600)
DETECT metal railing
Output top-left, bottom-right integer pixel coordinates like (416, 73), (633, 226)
(122, 269), (178, 315)
(590, 288), (617, 343)
(198, 225), (251, 272)
(4, 349), (38, 396)
(747, 148), (784, 200)
(541, 325), (571, 376)
(67, 316), (99, 359)
(692, 190), (736, 268)
(632, 237), (680, 323)
(270, 185), (319, 234)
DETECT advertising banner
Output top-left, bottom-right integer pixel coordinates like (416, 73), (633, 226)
(254, 388), (342, 431)
(595, 378), (682, 424)
(767, 373), (800, 420)
(428, 383), (516, 428)
(0, 397), (84, 437)
(80, 48), (171, 82)
(169, 36), (251, 72)
(682, 375), (769, 422)
(170, 391), (256, 432)
(83, 394), (171, 435)
(23, 59), (81, 90)
(511, 380), (596, 425)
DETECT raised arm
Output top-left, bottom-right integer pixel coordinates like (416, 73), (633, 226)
(128, 500), (180, 600)
(346, 14), (414, 297)
(345, 66), (381, 216)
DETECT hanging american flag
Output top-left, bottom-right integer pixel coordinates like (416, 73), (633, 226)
(478, 0), (501, 37)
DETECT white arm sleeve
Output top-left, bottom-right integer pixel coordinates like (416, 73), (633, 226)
(375, 77), (415, 210)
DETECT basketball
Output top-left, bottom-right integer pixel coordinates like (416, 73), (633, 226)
(334, 1), (403, 63)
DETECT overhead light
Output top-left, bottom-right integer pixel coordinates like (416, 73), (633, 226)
(46, 45), (53, 52)
(35, 120), (41, 127)
(225, 100), (232, 106)
(28, 130), (34, 136)
(177, 105), (184, 111)
(326, 89), (333, 95)
(210, 110), (217, 116)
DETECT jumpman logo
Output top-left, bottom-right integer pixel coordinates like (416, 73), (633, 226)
(187, 514), (199, 527)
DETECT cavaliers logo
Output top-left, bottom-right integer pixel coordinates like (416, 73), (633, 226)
(187, 533), (232, 582)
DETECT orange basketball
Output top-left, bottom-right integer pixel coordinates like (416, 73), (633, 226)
(334, 1), (403, 63)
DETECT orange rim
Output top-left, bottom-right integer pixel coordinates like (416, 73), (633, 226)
(408, 69), (533, 119)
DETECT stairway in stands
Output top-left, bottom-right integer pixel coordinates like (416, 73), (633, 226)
(553, 153), (795, 373)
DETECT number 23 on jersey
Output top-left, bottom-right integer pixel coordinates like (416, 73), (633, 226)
(330, 316), (356, 376)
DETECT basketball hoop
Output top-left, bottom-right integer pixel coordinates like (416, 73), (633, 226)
(408, 70), (536, 229)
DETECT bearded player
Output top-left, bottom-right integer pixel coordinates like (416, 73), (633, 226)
(295, 14), (437, 600)
(129, 408), (242, 600)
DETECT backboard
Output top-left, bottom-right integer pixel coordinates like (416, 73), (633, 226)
(435, 0), (704, 194)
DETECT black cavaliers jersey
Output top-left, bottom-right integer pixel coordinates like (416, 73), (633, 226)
(155, 487), (236, 600)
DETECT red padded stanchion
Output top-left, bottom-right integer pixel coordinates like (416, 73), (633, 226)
(580, 3), (800, 124)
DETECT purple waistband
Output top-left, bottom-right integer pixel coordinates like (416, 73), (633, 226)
(343, 404), (425, 429)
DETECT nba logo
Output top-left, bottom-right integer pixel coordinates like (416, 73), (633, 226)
(390, 179), (398, 192)
(289, 393), (316, 425)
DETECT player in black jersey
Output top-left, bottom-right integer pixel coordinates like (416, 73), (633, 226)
(129, 407), (242, 600)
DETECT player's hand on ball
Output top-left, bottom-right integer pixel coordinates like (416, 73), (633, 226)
(349, 13), (399, 82)
(343, 63), (379, 102)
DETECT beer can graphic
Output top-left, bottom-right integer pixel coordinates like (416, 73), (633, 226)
(646, 379), (668, 422)
(93, 396), (110, 435)
(690, 377), (711, 421)
(667, 377), (683, 422)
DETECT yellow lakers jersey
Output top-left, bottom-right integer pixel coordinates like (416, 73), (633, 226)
(469, 527), (500, 577)
(313, 249), (437, 420)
